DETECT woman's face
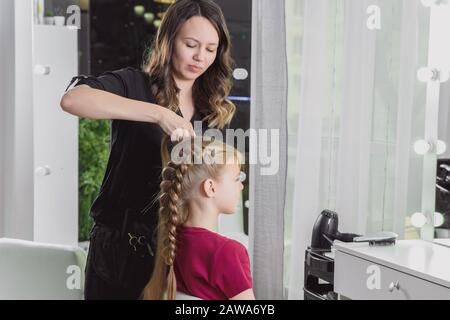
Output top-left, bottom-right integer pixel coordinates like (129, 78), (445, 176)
(214, 163), (244, 214)
(172, 16), (220, 82)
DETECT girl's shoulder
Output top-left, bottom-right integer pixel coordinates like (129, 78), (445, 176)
(215, 237), (249, 260)
(177, 226), (247, 252)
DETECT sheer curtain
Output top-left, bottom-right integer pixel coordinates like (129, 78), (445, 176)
(285, 0), (430, 299)
(249, 0), (288, 300)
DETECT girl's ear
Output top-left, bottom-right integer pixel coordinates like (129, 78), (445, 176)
(202, 178), (216, 198)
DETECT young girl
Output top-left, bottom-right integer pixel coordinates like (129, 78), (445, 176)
(142, 137), (255, 300)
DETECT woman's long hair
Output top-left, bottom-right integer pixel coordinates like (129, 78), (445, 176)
(141, 136), (242, 300)
(142, 0), (236, 130)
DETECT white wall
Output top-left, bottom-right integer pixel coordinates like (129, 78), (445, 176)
(1, 1), (78, 245)
(0, 0), (16, 238)
(0, 0), (34, 240)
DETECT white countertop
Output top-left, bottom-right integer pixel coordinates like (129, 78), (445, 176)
(434, 238), (450, 248)
(333, 240), (450, 288)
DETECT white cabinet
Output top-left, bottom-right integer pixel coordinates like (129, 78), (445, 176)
(32, 25), (78, 246)
(334, 240), (450, 300)
(0, 0), (79, 246)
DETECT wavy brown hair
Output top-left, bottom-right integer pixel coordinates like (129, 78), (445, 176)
(142, 0), (236, 130)
(141, 137), (242, 300)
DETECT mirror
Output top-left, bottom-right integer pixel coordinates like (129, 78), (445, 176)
(283, 0), (450, 260)
(430, 1), (450, 241)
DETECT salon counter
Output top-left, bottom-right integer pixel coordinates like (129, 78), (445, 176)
(333, 240), (450, 300)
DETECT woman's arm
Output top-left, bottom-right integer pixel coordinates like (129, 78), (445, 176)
(60, 85), (195, 136)
(60, 84), (163, 123)
(229, 288), (256, 300)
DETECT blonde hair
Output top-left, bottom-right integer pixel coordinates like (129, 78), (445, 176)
(141, 136), (242, 300)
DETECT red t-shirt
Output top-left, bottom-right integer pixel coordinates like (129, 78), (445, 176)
(174, 225), (253, 300)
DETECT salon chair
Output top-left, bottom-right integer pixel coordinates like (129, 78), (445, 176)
(0, 238), (87, 300)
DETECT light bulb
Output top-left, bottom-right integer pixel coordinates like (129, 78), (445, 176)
(437, 140), (447, 155)
(417, 67), (450, 83)
(414, 140), (432, 155)
(134, 5), (145, 16)
(233, 68), (249, 80)
(417, 67), (440, 82)
(418, 67), (432, 81)
(434, 212), (445, 227)
(153, 19), (161, 28)
(411, 212), (427, 228)
(144, 12), (155, 23)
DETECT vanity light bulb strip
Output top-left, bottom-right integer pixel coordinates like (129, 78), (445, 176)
(411, 212), (445, 228)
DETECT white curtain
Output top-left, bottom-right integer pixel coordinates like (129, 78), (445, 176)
(249, 0), (288, 299)
(285, 0), (430, 299)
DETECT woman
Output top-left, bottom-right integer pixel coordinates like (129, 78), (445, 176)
(60, 0), (236, 299)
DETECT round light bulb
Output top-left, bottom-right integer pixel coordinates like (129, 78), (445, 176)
(414, 140), (432, 155)
(417, 67), (434, 82)
(437, 140), (447, 155)
(411, 212), (427, 228)
(233, 68), (249, 80)
(153, 19), (161, 28)
(134, 5), (145, 16)
(441, 70), (450, 83)
(144, 12), (155, 23)
(434, 212), (445, 227)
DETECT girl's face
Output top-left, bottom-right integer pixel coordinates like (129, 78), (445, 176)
(214, 163), (244, 214)
(172, 16), (220, 82)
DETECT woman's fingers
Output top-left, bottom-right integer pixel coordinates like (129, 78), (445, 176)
(170, 128), (183, 142)
(169, 127), (196, 142)
(164, 109), (197, 141)
(183, 122), (195, 137)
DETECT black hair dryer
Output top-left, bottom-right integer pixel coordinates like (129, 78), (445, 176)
(311, 210), (361, 250)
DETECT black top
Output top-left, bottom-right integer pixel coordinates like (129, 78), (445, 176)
(68, 67), (226, 232)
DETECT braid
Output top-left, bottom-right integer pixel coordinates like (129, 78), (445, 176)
(158, 161), (190, 299)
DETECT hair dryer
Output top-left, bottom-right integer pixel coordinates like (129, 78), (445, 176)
(311, 210), (361, 250)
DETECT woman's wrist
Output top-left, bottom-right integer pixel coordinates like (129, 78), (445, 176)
(146, 103), (166, 124)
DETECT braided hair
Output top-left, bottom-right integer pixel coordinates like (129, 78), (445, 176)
(141, 136), (242, 300)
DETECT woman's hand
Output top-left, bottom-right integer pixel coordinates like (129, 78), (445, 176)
(61, 85), (195, 141)
(157, 107), (196, 141)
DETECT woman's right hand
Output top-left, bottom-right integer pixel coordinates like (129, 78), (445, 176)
(157, 107), (196, 141)
(61, 85), (196, 141)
